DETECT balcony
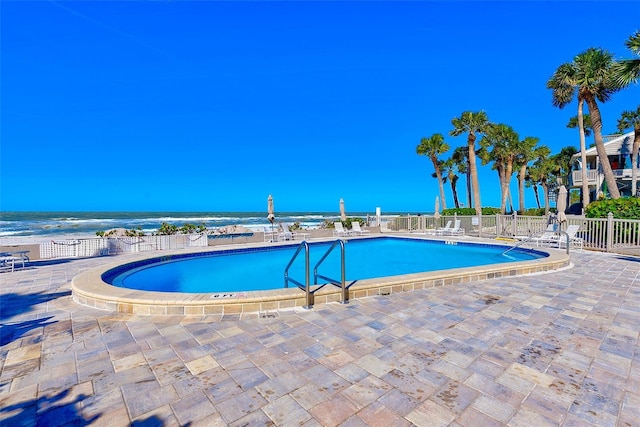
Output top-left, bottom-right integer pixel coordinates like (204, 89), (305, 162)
(571, 168), (635, 186)
(571, 170), (599, 185)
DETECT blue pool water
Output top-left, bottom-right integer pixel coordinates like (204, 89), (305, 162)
(103, 237), (545, 293)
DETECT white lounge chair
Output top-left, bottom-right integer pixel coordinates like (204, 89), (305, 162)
(442, 219), (464, 236)
(435, 221), (452, 235)
(554, 225), (583, 250)
(280, 222), (309, 241)
(278, 223), (294, 241)
(350, 222), (370, 236)
(531, 224), (559, 247)
(333, 222), (350, 237)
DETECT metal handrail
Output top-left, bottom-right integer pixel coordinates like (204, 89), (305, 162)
(502, 231), (570, 256)
(314, 239), (348, 304)
(283, 241), (313, 308)
(283, 239), (349, 309)
(502, 235), (534, 256)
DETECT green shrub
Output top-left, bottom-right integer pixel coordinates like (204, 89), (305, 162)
(179, 223), (207, 234)
(441, 207), (500, 216)
(585, 198), (640, 219)
(523, 208), (546, 216)
(320, 218), (365, 229)
(125, 227), (145, 237)
(343, 217), (365, 228)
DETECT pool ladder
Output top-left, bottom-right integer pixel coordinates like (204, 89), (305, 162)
(284, 239), (348, 309)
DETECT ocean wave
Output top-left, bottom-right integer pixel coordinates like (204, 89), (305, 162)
(0, 211), (379, 238)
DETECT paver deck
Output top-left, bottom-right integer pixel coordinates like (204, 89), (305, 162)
(1, 242), (639, 426)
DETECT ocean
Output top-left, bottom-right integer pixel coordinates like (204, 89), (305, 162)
(0, 211), (398, 241)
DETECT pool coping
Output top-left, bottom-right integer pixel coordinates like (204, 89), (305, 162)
(71, 236), (571, 316)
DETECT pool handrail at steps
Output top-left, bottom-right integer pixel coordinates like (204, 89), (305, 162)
(314, 239), (348, 305)
(283, 239), (348, 309)
(502, 231), (571, 256)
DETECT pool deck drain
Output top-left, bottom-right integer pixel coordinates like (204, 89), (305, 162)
(2, 236), (639, 426)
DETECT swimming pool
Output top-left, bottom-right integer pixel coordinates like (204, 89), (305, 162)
(103, 237), (545, 293)
(72, 235), (570, 316)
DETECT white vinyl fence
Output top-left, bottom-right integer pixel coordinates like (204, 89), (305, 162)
(383, 213), (640, 253)
(40, 234), (209, 259)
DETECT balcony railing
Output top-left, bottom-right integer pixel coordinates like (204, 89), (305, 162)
(571, 170), (599, 184)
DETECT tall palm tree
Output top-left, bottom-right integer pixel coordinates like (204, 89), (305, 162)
(617, 105), (640, 196)
(515, 137), (541, 214)
(450, 111), (490, 216)
(478, 123), (520, 214)
(451, 146), (471, 208)
(417, 133), (449, 210)
(527, 146), (554, 215)
(568, 109), (592, 208)
(547, 48), (621, 199)
(440, 158), (461, 208)
(613, 30), (640, 86)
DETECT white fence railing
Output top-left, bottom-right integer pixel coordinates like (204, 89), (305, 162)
(40, 234), (209, 259)
(382, 213), (640, 253)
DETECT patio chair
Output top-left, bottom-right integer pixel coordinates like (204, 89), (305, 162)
(278, 223), (294, 241)
(0, 255), (16, 273)
(280, 223), (310, 241)
(442, 220), (465, 236)
(435, 221), (452, 235)
(333, 222), (351, 237)
(531, 224), (558, 247)
(554, 225), (583, 250)
(350, 222), (370, 236)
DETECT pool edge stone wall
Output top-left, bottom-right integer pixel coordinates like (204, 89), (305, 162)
(71, 247), (570, 317)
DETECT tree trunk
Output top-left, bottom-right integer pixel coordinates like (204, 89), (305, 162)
(450, 177), (460, 208)
(578, 99), (590, 211)
(542, 180), (550, 215)
(467, 135), (482, 216)
(585, 96), (621, 198)
(432, 157), (447, 211)
(518, 164), (527, 214)
(533, 185), (541, 209)
(466, 159), (472, 208)
(500, 160), (514, 215)
(632, 126), (640, 197)
(497, 165), (507, 214)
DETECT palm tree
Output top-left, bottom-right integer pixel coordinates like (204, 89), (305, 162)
(567, 114), (593, 137)
(450, 111), (490, 216)
(478, 123), (520, 214)
(440, 158), (461, 208)
(526, 146), (554, 215)
(613, 30), (640, 86)
(554, 146), (579, 181)
(617, 105), (640, 196)
(515, 137), (541, 214)
(568, 111), (592, 208)
(547, 48), (621, 199)
(417, 133), (449, 210)
(451, 146), (471, 208)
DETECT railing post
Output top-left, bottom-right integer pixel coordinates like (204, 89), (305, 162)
(340, 240), (348, 304)
(512, 211), (517, 237)
(304, 245), (313, 308)
(606, 212), (614, 252)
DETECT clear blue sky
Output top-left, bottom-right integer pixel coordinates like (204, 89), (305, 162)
(2, 1), (639, 213)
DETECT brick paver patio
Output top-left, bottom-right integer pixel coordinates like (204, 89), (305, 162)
(1, 246), (639, 426)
